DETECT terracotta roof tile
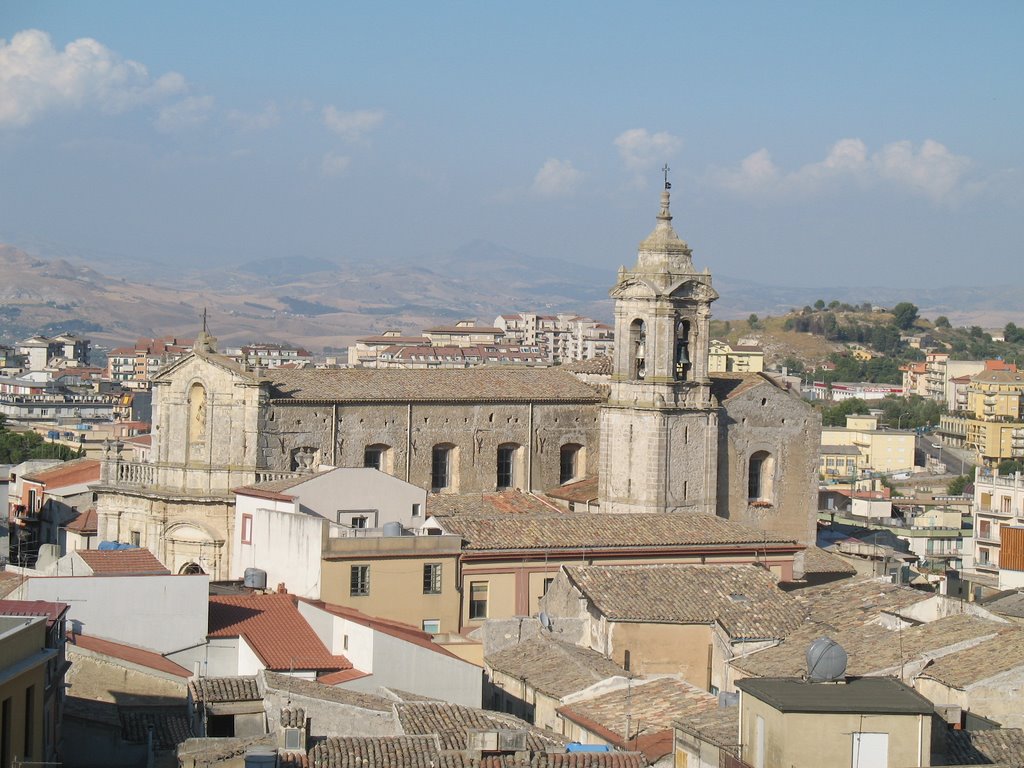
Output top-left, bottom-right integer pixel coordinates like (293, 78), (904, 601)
(920, 628), (1024, 689)
(0, 599), (68, 624)
(485, 636), (626, 699)
(561, 357), (612, 375)
(731, 613), (1005, 679)
(673, 706), (740, 752)
(433, 513), (796, 553)
(564, 564), (804, 640)
(208, 594), (351, 672)
(78, 548), (170, 575)
(944, 728), (1024, 766)
(798, 547), (857, 576)
(119, 706), (192, 749)
(22, 457), (100, 487)
(65, 507), (98, 534)
(70, 632), (191, 677)
(794, 577), (934, 630)
(261, 670), (393, 711)
(188, 676), (261, 703)
(428, 491), (563, 517)
(395, 702), (567, 752)
(544, 477), (599, 504)
(263, 368), (601, 403)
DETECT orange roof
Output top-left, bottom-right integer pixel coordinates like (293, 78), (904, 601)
(66, 508), (98, 534)
(986, 360), (1019, 372)
(69, 632), (191, 677)
(0, 599), (69, 625)
(77, 548), (170, 575)
(318, 668), (371, 684)
(124, 434), (153, 447)
(208, 593), (352, 672)
(22, 458), (100, 488)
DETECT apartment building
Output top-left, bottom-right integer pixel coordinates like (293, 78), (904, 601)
(107, 336), (192, 387)
(223, 342), (312, 369)
(972, 468), (1024, 585)
(820, 414), (915, 474)
(708, 339), (764, 373)
(494, 312), (613, 363)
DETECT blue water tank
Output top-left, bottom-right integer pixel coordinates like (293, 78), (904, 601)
(566, 744), (610, 753)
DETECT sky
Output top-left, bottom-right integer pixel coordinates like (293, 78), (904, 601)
(1, 2), (1022, 289)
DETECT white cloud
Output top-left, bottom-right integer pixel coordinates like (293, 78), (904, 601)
(155, 95), (214, 133)
(713, 138), (972, 204)
(531, 158), (583, 198)
(614, 128), (683, 174)
(0, 28), (187, 127)
(322, 106), (384, 141)
(226, 103), (280, 131)
(321, 151), (351, 177)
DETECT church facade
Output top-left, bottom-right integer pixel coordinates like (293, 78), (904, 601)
(94, 189), (820, 578)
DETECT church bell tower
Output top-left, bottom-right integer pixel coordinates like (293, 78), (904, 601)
(599, 176), (720, 514)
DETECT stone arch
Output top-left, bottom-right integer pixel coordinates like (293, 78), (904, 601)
(187, 381), (207, 461)
(560, 443), (585, 484)
(179, 562), (205, 575)
(748, 450), (776, 503)
(629, 319), (647, 381)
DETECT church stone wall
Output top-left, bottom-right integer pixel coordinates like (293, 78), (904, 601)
(258, 401), (599, 494)
(716, 380), (821, 544)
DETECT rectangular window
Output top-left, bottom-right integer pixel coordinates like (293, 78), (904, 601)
(423, 563), (442, 594)
(979, 520), (991, 539)
(130, 531), (141, 547)
(364, 446), (383, 470)
(350, 565), (370, 597)
(351, 516), (368, 529)
(496, 445), (515, 490)
(241, 514), (253, 544)
(1002, 496), (1012, 514)
(422, 619), (440, 634)
(542, 577), (554, 595)
(411, 503), (422, 518)
(431, 446), (451, 491)
(469, 581), (488, 620)
(1, 697), (10, 768)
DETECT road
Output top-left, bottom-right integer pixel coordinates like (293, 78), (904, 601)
(916, 434), (976, 477)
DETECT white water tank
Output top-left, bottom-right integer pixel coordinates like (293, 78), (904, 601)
(244, 567), (267, 590)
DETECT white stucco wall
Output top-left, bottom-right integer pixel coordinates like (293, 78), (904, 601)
(21, 573), (208, 654)
(232, 499), (325, 598)
(298, 601), (375, 673)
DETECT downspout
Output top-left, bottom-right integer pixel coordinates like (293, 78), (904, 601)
(528, 402), (534, 491)
(331, 403), (338, 465)
(406, 403), (413, 481)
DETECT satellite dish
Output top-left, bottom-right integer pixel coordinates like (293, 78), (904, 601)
(539, 612), (552, 631)
(806, 637), (848, 682)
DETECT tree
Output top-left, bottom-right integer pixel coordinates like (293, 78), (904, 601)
(828, 300), (840, 309)
(820, 397), (870, 426)
(892, 302), (919, 330)
(747, 314), (759, 329)
(935, 316), (951, 329)
(947, 475), (970, 495)
(814, 299), (826, 310)
(998, 459), (1024, 476)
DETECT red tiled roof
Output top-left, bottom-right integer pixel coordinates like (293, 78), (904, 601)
(65, 508), (98, 534)
(22, 458), (101, 487)
(0, 599), (69, 625)
(69, 632), (191, 677)
(208, 593), (351, 672)
(318, 668), (371, 685)
(124, 434), (153, 447)
(77, 548), (171, 575)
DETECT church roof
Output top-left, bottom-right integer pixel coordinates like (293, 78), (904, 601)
(262, 367), (601, 403)
(431, 513), (797, 552)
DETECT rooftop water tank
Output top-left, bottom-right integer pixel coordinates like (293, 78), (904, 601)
(382, 521), (404, 537)
(806, 637), (848, 682)
(244, 567), (267, 590)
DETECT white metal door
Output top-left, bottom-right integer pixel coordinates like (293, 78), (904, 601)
(852, 732), (888, 768)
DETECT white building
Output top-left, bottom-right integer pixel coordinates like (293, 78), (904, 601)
(231, 467), (428, 599)
(972, 468), (1024, 586)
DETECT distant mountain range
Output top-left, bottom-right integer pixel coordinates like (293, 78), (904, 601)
(0, 241), (1020, 352)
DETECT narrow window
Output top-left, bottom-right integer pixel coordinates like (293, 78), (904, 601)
(130, 531), (141, 547)
(23, 687), (33, 759)
(422, 619), (440, 634)
(350, 565), (370, 596)
(496, 443), (519, 490)
(240, 514), (253, 544)
(542, 577), (554, 596)
(629, 319), (646, 380)
(411, 503), (422, 518)
(675, 318), (691, 380)
(748, 451), (774, 502)
(560, 444), (583, 484)
(469, 581), (489, 620)
(423, 563), (442, 594)
(431, 444), (453, 491)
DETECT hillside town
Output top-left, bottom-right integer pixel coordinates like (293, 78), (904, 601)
(3, 187), (1024, 768)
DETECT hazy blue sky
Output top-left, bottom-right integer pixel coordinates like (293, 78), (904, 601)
(1, 2), (1021, 288)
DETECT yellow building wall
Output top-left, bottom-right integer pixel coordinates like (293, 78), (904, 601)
(739, 696), (930, 768)
(0, 619), (48, 765)
(320, 553), (461, 634)
(610, 623), (713, 690)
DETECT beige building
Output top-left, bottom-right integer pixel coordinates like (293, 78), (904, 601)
(735, 676), (934, 768)
(708, 339), (764, 373)
(972, 468), (1024, 578)
(821, 414), (915, 475)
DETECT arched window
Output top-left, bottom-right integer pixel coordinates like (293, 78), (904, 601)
(560, 443), (584, 485)
(675, 318), (691, 381)
(629, 319), (647, 381)
(748, 451), (775, 502)
(431, 444), (457, 492)
(496, 443), (523, 490)
(179, 562), (205, 575)
(364, 444), (393, 474)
